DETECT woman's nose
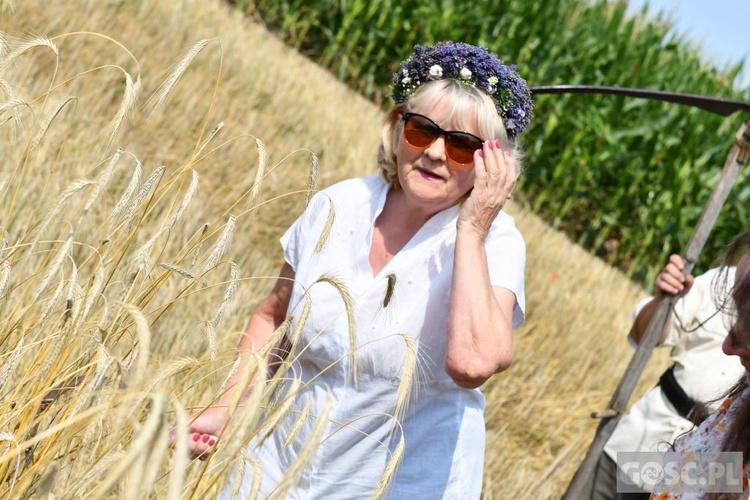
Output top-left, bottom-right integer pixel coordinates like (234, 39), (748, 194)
(722, 332), (746, 357)
(424, 135), (447, 161)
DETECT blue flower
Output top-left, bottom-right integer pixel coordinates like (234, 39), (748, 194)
(391, 42), (534, 138)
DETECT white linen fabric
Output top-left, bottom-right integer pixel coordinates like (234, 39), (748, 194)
(223, 176), (525, 499)
(604, 267), (744, 490)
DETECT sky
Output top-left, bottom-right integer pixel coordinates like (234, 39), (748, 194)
(626, 0), (750, 87)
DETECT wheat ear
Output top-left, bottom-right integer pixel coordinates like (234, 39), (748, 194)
(104, 72), (140, 151)
(89, 395), (166, 497)
(212, 261), (239, 328)
(28, 96), (77, 154)
(34, 231), (73, 302)
(199, 215), (236, 275)
(168, 398), (189, 500)
(0, 259), (10, 302)
(305, 153), (319, 207)
(0, 35), (58, 72)
(372, 431), (405, 500)
(0, 431), (20, 496)
(314, 275), (357, 386)
(394, 334), (417, 424)
(271, 392), (332, 498)
(248, 138), (268, 208)
(123, 303), (151, 386)
(108, 157), (142, 224)
(143, 39), (211, 117)
(82, 148), (122, 217)
(314, 199), (335, 254)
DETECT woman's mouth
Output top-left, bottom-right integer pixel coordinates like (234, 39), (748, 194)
(417, 168), (443, 180)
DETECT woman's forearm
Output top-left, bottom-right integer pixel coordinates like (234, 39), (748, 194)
(446, 227), (514, 389)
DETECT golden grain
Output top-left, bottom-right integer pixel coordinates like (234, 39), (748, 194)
(199, 214), (236, 275)
(143, 39), (212, 117)
(249, 138), (267, 207)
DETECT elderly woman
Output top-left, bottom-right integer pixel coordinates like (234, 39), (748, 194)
(187, 42), (534, 498)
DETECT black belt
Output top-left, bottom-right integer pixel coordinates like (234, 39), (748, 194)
(658, 365), (701, 421)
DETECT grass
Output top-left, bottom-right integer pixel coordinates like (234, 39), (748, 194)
(0, 0), (672, 498)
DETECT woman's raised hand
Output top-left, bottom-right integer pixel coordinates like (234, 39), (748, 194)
(457, 139), (516, 239)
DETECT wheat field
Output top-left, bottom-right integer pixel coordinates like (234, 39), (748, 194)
(0, 0), (674, 498)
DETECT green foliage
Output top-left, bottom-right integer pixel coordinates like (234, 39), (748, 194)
(243, 0), (750, 285)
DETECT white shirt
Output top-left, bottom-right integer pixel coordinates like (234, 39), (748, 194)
(224, 176), (525, 499)
(604, 267), (744, 488)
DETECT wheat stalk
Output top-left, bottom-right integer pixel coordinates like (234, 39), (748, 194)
(122, 165), (165, 233)
(393, 334), (417, 425)
(194, 121), (224, 158)
(314, 275), (357, 386)
(143, 39), (212, 117)
(249, 139), (267, 207)
(159, 262), (196, 280)
(212, 261), (239, 329)
(255, 376), (301, 444)
(74, 259), (107, 333)
(104, 72), (140, 151)
(0, 431), (20, 496)
(228, 452), (253, 500)
(108, 157), (143, 225)
(69, 447), (126, 496)
(0, 260), (10, 302)
(37, 273), (64, 328)
(204, 320), (218, 360)
(305, 153), (319, 207)
(372, 431), (405, 500)
(289, 292), (311, 347)
(82, 148), (122, 217)
(314, 199), (335, 254)
(0, 35), (58, 72)
(188, 222), (210, 270)
(168, 398), (188, 500)
(145, 356), (199, 394)
(199, 214), (236, 275)
(122, 303), (151, 387)
(28, 95), (77, 154)
(164, 168), (199, 231)
(0, 334), (23, 394)
(89, 395), (166, 498)
(0, 79), (24, 126)
(34, 231), (73, 302)
(271, 392), (332, 498)
(34, 180), (93, 249)
(283, 399), (311, 450)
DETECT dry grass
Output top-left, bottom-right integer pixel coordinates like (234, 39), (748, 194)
(0, 0), (672, 498)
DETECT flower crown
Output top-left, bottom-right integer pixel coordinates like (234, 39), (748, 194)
(391, 42), (533, 138)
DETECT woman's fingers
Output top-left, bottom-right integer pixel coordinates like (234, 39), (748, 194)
(187, 432), (218, 460)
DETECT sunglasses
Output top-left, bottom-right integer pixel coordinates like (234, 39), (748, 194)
(401, 112), (484, 166)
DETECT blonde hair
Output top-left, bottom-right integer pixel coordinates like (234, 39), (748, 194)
(377, 79), (525, 186)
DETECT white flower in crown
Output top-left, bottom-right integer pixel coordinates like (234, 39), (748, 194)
(459, 67), (472, 79)
(402, 76), (412, 84)
(428, 64), (443, 79)
(488, 76), (499, 86)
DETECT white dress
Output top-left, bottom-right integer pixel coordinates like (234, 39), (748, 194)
(225, 176), (525, 499)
